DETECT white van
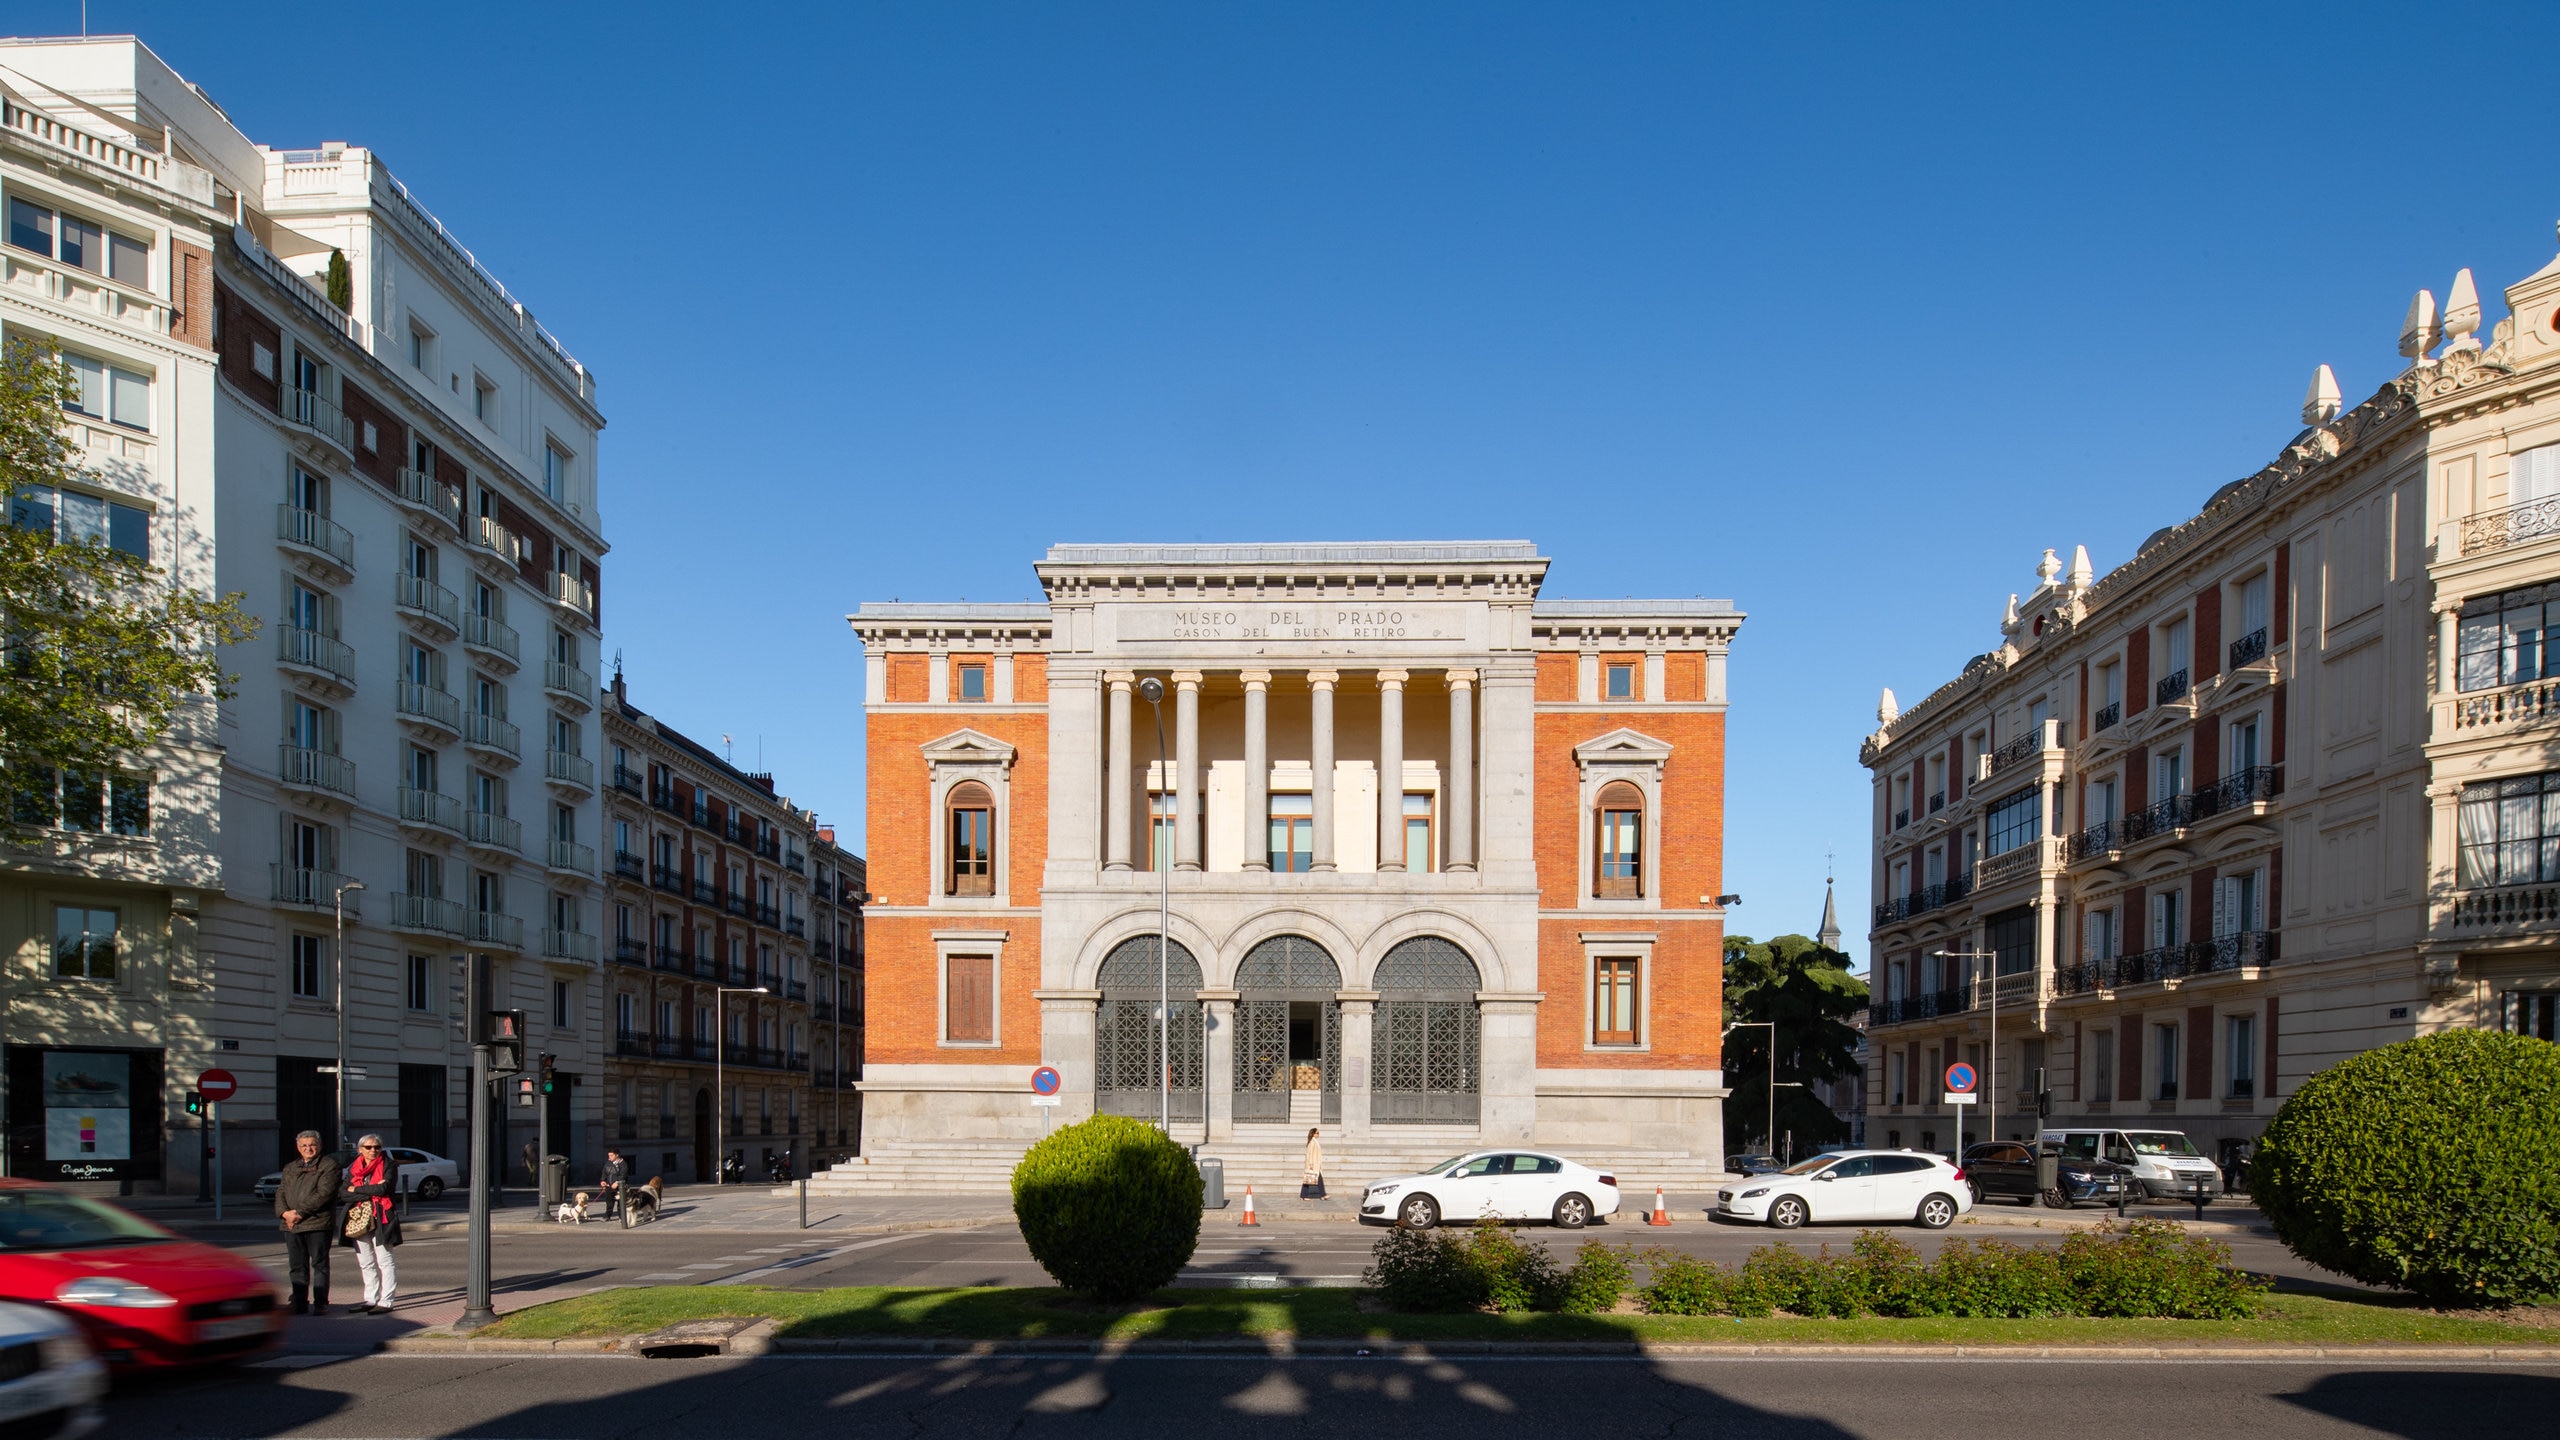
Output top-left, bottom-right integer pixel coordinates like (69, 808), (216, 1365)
(2038, 1128), (2223, 1201)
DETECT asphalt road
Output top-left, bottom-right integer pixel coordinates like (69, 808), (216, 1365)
(100, 1354), (2560, 1438)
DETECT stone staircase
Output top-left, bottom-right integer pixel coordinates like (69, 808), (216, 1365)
(803, 1132), (1734, 1198)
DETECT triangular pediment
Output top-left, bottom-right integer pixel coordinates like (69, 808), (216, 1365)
(1573, 726), (1675, 766)
(920, 728), (1019, 767)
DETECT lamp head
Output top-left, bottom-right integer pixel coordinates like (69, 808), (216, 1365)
(1138, 677), (1165, 703)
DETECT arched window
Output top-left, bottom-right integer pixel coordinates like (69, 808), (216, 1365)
(946, 781), (993, 896)
(1594, 780), (1644, 898)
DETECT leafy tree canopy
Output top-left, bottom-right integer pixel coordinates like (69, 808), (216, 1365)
(1722, 933), (1869, 1154)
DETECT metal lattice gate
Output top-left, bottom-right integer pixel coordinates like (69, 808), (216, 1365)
(1231, 936), (1342, 1124)
(1370, 937), (1482, 1124)
(1094, 936), (1205, 1123)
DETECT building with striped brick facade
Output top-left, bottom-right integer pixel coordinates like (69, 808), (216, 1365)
(827, 542), (1743, 1193)
(1861, 227), (2560, 1172)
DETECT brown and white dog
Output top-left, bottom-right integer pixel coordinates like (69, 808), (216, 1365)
(552, 1190), (590, 1224)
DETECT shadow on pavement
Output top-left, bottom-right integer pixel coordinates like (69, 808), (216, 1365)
(2276, 1369), (2560, 1437)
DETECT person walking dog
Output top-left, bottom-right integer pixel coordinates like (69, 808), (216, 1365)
(1300, 1127), (1326, 1200)
(274, 1130), (344, 1315)
(341, 1135), (402, 1315)
(599, 1149), (630, 1220)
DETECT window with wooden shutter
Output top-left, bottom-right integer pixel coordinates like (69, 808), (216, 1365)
(946, 781), (994, 896)
(946, 954), (994, 1043)
(1592, 957), (1639, 1045)
(1594, 780), (1643, 898)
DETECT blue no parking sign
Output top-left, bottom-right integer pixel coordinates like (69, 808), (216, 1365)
(1944, 1062), (1977, 1093)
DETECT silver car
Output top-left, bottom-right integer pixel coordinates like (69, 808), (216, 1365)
(0, 1300), (106, 1437)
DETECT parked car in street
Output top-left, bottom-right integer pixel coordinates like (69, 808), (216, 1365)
(1961, 1141), (2134, 1208)
(255, 1145), (456, 1202)
(0, 1299), (106, 1436)
(1723, 1153), (1782, 1175)
(1713, 1149), (1973, 1230)
(2039, 1128), (2222, 1201)
(0, 1180), (280, 1367)
(1361, 1151), (1622, 1230)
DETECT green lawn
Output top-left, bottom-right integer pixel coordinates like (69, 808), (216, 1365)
(480, 1285), (2558, 1348)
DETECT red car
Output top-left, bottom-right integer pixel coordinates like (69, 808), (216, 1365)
(0, 1179), (280, 1366)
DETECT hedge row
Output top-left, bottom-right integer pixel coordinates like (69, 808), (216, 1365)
(1365, 1221), (1634, 1314)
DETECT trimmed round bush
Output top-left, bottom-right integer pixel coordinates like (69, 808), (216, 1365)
(1011, 1115), (1202, 1303)
(2253, 1029), (2560, 1305)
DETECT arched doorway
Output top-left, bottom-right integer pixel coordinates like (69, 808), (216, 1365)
(1234, 936), (1341, 1124)
(691, 1087), (713, 1183)
(1095, 936), (1204, 1123)
(1372, 937), (1482, 1124)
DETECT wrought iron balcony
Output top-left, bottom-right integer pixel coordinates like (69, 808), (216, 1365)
(650, 786), (684, 817)
(388, 892), (464, 936)
(813, 937), (836, 961)
(613, 936), (650, 967)
(812, 878), (834, 904)
(614, 1029), (650, 1058)
(756, 835), (780, 861)
(279, 625), (356, 684)
(463, 612), (520, 665)
(726, 891), (752, 919)
(650, 862), (685, 895)
(2188, 764), (2283, 822)
(611, 764), (646, 799)
(2460, 493), (2560, 555)
(2052, 931), (2277, 995)
(2093, 701), (2121, 733)
(611, 850), (645, 882)
(2228, 627), (2269, 669)
(1871, 985), (1974, 1027)
(756, 902), (780, 928)
(464, 712), (521, 760)
(2155, 668), (2191, 705)
(784, 915), (805, 938)
(1873, 872), (1972, 927)
(2065, 817), (2120, 862)
(654, 944), (692, 974)
(545, 749), (595, 791)
(2120, 792), (2195, 844)
(396, 680), (460, 734)
(813, 998), (835, 1021)
(396, 467), (463, 527)
(278, 744), (355, 797)
(784, 848), (805, 874)
(695, 880), (721, 906)
(395, 572), (460, 632)
(542, 928), (598, 962)
(270, 865), (355, 912)
(1893, 808), (1909, 830)
(1985, 719), (2060, 781)
(786, 980), (808, 1002)
(1926, 791), (1944, 815)
(276, 503), (354, 571)
(398, 786), (462, 835)
(465, 809), (521, 853)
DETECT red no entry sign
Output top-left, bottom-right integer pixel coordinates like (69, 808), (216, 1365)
(196, 1068), (238, 1103)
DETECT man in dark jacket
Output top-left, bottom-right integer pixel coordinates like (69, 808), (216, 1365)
(274, 1130), (344, 1315)
(599, 1149), (630, 1219)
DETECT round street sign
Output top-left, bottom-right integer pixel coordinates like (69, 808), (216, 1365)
(1031, 1066), (1062, 1096)
(196, 1068), (238, 1103)
(1944, 1062), (1977, 1094)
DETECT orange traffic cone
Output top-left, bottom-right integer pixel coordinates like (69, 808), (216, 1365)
(1648, 1187), (1672, 1226)
(1240, 1185), (1259, 1225)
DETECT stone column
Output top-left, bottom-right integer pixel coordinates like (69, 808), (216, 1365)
(1309, 670), (1338, 871)
(1174, 671), (1203, 871)
(1104, 672), (1134, 871)
(2436, 600), (2462, 696)
(1201, 992), (1238, 1142)
(1335, 993), (1376, 1137)
(1242, 670), (1271, 871)
(1376, 669), (1407, 871)
(1445, 669), (1476, 872)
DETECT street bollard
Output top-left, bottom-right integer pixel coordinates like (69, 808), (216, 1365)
(2188, 1175), (2210, 1223)
(799, 1179), (808, 1230)
(2116, 1181), (2130, 1220)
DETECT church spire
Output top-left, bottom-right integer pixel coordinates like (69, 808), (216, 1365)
(1816, 858), (1842, 952)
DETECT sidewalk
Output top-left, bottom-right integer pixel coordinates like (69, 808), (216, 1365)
(130, 1185), (1016, 1239)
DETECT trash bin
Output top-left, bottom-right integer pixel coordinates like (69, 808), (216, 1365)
(541, 1154), (569, 1208)
(2034, 1148), (2058, 1200)
(1198, 1156), (1226, 1210)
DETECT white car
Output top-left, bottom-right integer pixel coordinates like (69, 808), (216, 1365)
(253, 1146), (460, 1202)
(1360, 1150), (1622, 1230)
(1714, 1149), (1974, 1230)
(0, 1300), (105, 1437)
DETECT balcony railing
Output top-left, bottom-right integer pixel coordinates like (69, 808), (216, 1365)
(395, 572), (460, 630)
(784, 915), (805, 938)
(650, 862), (685, 895)
(1984, 719), (2059, 781)
(813, 938), (836, 961)
(2121, 792), (2195, 844)
(813, 878), (834, 904)
(544, 659), (595, 703)
(2188, 764), (2283, 821)
(2228, 627), (2269, 669)
(2460, 494), (2560, 555)
(611, 850), (645, 882)
(653, 945), (692, 975)
(2093, 701), (2121, 733)
(543, 928), (598, 962)
(396, 467), (463, 527)
(465, 810), (522, 853)
(2065, 817), (2120, 862)
(469, 514), (523, 566)
(2451, 882), (2560, 931)
(278, 744), (355, 796)
(613, 936), (650, 967)
(813, 998), (836, 1021)
(784, 849), (805, 874)
(2451, 677), (2560, 736)
(547, 838), (596, 875)
(694, 879), (720, 906)
(2155, 668), (2191, 705)
(756, 902), (781, 928)
(2052, 931), (2278, 995)
(464, 712), (521, 758)
(1975, 837), (2058, 891)
(756, 835), (781, 861)
(388, 892), (464, 936)
(611, 764), (646, 798)
(1872, 985), (1975, 1027)
(396, 680), (460, 733)
(614, 1030), (650, 1058)
(1873, 872), (1973, 927)
(786, 980), (808, 1001)
(545, 749), (596, 790)
(271, 865), (355, 911)
(279, 626), (356, 684)
(467, 909), (523, 950)
(287, 386), (351, 448)
(276, 503), (355, 570)
(398, 786), (462, 834)
(463, 612), (520, 664)
(547, 570), (596, 620)
(1926, 791), (1944, 815)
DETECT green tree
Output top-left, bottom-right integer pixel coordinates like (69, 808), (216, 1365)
(1722, 933), (1868, 1155)
(2, 338), (256, 829)
(325, 249), (352, 311)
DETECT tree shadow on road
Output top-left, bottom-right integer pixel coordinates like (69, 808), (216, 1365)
(2273, 1368), (2560, 1438)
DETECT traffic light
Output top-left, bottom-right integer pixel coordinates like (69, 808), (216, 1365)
(514, 1076), (537, 1108)
(488, 1009), (526, 1076)
(2032, 1066), (2053, 1119)
(539, 1052), (557, 1095)
(183, 1090), (203, 1116)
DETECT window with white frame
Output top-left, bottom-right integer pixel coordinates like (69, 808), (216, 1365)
(2226, 1013), (2256, 1099)
(2151, 888), (2185, 948)
(2213, 867), (2263, 935)
(2457, 586), (2560, 692)
(61, 352), (150, 431)
(543, 441), (570, 501)
(2083, 905), (2118, 962)
(290, 933), (326, 999)
(7, 196), (148, 286)
(53, 906), (118, 981)
(9, 484), (148, 556)
(2458, 771), (2560, 888)
(1985, 788), (2039, 855)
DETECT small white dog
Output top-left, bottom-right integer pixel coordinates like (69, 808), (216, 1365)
(551, 1191), (590, 1225)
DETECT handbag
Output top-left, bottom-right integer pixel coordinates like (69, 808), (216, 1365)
(343, 1198), (377, 1239)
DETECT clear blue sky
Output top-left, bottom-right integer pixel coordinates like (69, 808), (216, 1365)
(65, 2), (2560, 966)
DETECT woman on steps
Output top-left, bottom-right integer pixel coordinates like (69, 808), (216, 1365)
(1301, 1127), (1325, 1200)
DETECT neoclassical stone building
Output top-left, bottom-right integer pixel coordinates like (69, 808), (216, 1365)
(1862, 227), (2560, 1170)
(832, 543), (1742, 1192)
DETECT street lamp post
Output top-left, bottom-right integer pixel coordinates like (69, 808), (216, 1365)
(1934, 947), (1999, 1156)
(333, 880), (366, 1150)
(1137, 678), (1171, 1135)
(714, 985), (769, 1183)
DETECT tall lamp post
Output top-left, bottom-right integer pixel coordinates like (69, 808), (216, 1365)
(333, 879), (366, 1150)
(713, 985), (769, 1183)
(1136, 677), (1171, 1134)
(1934, 947), (1999, 1154)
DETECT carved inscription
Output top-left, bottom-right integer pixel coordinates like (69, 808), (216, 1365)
(1120, 603), (1468, 643)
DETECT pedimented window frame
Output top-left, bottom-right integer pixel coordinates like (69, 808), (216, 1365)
(1573, 727), (1672, 910)
(922, 729), (1019, 908)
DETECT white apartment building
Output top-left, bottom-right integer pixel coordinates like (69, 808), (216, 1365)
(1860, 224), (2560, 1174)
(1, 36), (609, 1189)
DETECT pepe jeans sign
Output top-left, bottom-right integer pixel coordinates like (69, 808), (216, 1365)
(1118, 603), (1470, 644)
